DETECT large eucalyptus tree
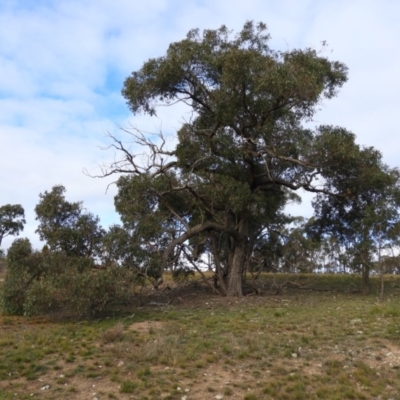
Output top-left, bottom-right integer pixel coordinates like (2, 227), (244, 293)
(100, 21), (385, 296)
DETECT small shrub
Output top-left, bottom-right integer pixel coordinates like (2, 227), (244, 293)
(2, 239), (139, 317)
(2, 238), (35, 315)
(102, 322), (125, 343)
(172, 267), (195, 284)
(224, 387), (233, 396)
(244, 395), (258, 400)
(137, 366), (151, 379)
(120, 380), (138, 393)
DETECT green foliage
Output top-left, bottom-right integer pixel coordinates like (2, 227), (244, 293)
(101, 222), (163, 280)
(104, 21), (391, 295)
(2, 238), (138, 317)
(22, 259), (137, 317)
(309, 152), (400, 283)
(122, 21), (347, 118)
(120, 380), (138, 393)
(113, 174), (180, 279)
(0, 248), (6, 272)
(35, 185), (105, 259)
(2, 186), (148, 317)
(0, 204), (25, 248)
(280, 222), (320, 273)
(2, 238), (35, 314)
(172, 266), (195, 284)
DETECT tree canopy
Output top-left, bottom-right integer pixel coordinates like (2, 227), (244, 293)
(309, 155), (400, 289)
(0, 204), (25, 248)
(99, 21), (394, 296)
(35, 185), (105, 259)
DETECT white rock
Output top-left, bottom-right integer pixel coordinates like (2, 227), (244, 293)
(215, 395), (224, 400)
(40, 385), (50, 390)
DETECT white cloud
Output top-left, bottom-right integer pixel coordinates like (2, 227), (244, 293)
(301, 0), (400, 168)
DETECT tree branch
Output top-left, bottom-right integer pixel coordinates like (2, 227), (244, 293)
(163, 222), (245, 266)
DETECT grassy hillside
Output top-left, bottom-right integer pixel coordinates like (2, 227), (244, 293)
(1, 274), (400, 399)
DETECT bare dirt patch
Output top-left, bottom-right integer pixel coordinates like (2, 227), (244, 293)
(362, 338), (400, 369)
(171, 363), (257, 400)
(128, 320), (165, 333)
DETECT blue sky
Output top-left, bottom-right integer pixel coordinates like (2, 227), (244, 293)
(1, 0), (400, 250)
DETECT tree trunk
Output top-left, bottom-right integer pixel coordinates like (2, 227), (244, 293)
(226, 243), (244, 297)
(379, 271), (384, 302)
(210, 234), (227, 295)
(226, 219), (248, 297)
(362, 264), (370, 293)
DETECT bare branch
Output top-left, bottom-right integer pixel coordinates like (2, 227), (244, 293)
(182, 247), (221, 295)
(163, 222), (245, 266)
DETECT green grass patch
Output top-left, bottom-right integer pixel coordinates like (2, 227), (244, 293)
(1, 273), (400, 398)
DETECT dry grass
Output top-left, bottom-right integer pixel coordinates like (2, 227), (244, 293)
(0, 273), (400, 399)
(101, 321), (125, 344)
